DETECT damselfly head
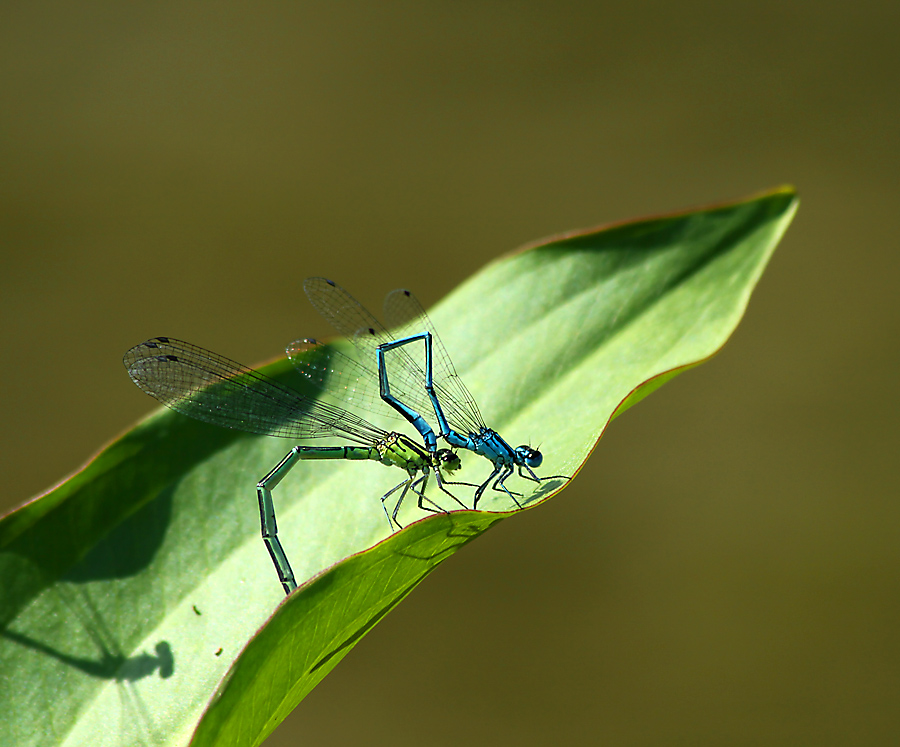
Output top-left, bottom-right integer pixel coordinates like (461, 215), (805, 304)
(514, 445), (543, 469)
(435, 448), (462, 474)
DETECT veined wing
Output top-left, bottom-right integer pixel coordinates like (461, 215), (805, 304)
(303, 277), (397, 367)
(383, 288), (485, 434)
(302, 278), (447, 429)
(123, 337), (385, 446)
(286, 337), (397, 421)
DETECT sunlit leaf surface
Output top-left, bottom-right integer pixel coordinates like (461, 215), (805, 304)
(0, 187), (797, 747)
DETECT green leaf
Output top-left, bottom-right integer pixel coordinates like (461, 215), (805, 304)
(0, 186), (797, 747)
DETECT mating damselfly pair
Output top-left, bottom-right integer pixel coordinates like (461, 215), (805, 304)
(124, 278), (568, 594)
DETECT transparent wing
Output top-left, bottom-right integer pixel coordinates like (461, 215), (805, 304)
(303, 277), (389, 363)
(123, 337), (384, 446)
(384, 289), (485, 433)
(286, 337), (397, 420)
(303, 278), (447, 428)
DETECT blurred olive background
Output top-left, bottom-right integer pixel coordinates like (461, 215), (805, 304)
(2, 1), (898, 745)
